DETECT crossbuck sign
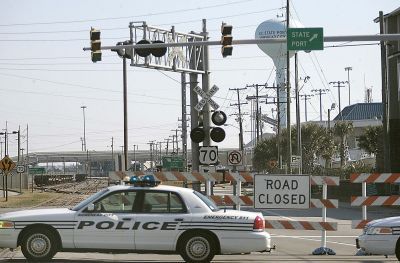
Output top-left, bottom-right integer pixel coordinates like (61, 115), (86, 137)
(194, 85), (219, 111)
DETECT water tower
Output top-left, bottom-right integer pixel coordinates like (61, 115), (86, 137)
(255, 19), (301, 128)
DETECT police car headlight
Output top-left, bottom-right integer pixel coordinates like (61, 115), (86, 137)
(366, 226), (392, 235)
(0, 221), (14, 229)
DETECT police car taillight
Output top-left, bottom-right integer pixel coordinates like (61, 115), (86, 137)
(253, 216), (265, 231)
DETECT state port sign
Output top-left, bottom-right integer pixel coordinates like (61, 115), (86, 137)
(254, 174), (310, 209)
(287, 27), (323, 51)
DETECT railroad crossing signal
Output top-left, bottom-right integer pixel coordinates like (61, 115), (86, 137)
(134, 39), (167, 58)
(194, 85), (220, 111)
(0, 156), (16, 175)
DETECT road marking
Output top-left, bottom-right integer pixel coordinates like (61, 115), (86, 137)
(271, 235), (357, 238)
(263, 211), (295, 221)
(271, 235), (356, 247)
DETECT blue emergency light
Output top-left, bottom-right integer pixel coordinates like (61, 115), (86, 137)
(127, 175), (160, 187)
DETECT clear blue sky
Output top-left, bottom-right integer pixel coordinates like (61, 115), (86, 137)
(0, 0), (398, 157)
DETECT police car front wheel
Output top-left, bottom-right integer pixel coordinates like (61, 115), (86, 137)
(179, 233), (216, 263)
(21, 228), (58, 261)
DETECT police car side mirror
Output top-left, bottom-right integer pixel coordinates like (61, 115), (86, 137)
(87, 203), (95, 212)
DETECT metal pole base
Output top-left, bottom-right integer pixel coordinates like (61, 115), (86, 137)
(355, 249), (369, 256)
(312, 247), (336, 255)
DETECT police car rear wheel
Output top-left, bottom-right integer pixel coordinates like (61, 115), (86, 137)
(180, 233), (215, 263)
(21, 228), (58, 261)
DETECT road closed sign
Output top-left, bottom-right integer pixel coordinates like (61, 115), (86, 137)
(254, 174), (310, 209)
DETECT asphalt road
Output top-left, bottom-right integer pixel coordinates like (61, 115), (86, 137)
(1, 184), (399, 262)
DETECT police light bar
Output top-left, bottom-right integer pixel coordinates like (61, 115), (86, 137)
(125, 175), (160, 187)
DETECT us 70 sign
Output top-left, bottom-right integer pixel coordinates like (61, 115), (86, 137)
(199, 146), (218, 165)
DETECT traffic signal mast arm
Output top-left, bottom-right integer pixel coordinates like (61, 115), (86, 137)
(83, 34), (400, 52)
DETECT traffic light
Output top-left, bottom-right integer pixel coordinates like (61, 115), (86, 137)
(90, 28), (101, 63)
(135, 39), (167, 58)
(221, 23), (233, 57)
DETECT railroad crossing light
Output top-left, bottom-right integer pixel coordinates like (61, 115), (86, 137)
(211, 110), (227, 142)
(90, 28), (101, 63)
(221, 23), (233, 57)
(135, 39), (167, 58)
(210, 127), (225, 142)
(190, 127), (205, 143)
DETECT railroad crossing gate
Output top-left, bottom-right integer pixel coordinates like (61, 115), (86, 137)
(194, 85), (220, 111)
(227, 150), (243, 166)
(0, 156), (16, 175)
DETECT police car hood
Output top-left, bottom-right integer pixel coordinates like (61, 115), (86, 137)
(0, 208), (75, 221)
(367, 216), (400, 227)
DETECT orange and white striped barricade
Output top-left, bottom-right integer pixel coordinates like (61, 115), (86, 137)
(223, 172), (256, 211)
(350, 173), (400, 229)
(264, 220), (338, 231)
(310, 176), (340, 255)
(210, 195), (339, 209)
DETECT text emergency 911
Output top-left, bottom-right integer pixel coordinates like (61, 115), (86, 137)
(254, 175), (310, 209)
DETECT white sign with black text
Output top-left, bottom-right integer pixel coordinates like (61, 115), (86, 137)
(199, 146), (219, 165)
(254, 174), (310, 209)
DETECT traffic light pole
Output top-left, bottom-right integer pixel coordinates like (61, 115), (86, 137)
(201, 19), (211, 147)
(190, 46), (200, 172)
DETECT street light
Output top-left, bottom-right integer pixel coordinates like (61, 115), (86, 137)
(328, 103), (336, 131)
(345, 67), (352, 105)
(81, 106), (87, 152)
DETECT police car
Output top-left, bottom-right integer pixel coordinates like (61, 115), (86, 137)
(0, 176), (271, 262)
(356, 216), (400, 260)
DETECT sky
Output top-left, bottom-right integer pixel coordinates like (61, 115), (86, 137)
(0, 0), (398, 158)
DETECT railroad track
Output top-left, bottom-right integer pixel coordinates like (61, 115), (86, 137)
(34, 178), (109, 208)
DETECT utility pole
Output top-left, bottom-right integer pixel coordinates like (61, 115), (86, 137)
(180, 72), (188, 171)
(311, 89), (329, 122)
(345, 67), (352, 105)
(147, 141), (155, 169)
(300, 94), (313, 122)
(295, 54), (302, 173)
(81, 106), (87, 152)
(201, 19), (211, 147)
(246, 84), (271, 143)
(230, 87), (248, 150)
(379, 11), (390, 172)
(165, 138), (171, 155)
(329, 81), (348, 120)
(286, 0), (292, 173)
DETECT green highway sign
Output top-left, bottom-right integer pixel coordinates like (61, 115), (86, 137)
(162, 156), (184, 171)
(29, 167), (46, 174)
(287, 27), (323, 51)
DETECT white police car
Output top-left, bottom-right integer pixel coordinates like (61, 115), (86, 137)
(0, 176), (271, 262)
(356, 216), (400, 260)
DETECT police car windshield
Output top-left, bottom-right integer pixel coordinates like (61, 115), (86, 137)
(194, 191), (219, 212)
(72, 188), (109, 211)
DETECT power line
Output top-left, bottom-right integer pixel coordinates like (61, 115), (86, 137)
(0, 0), (256, 27)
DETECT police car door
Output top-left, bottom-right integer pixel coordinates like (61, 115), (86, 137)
(74, 190), (137, 249)
(135, 190), (190, 251)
